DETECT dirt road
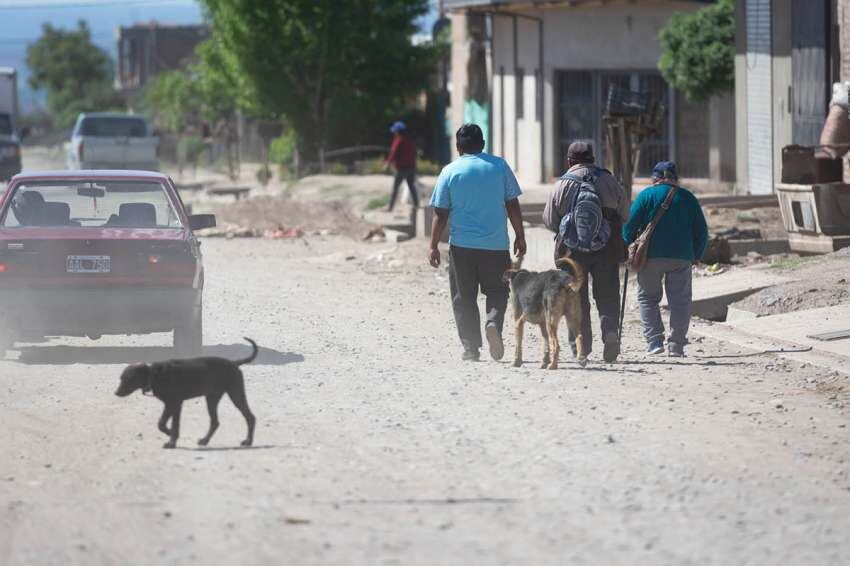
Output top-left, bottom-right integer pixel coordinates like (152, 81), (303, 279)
(1, 236), (849, 565)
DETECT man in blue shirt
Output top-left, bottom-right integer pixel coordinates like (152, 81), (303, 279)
(428, 124), (527, 362)
(623, 161), (709, 357)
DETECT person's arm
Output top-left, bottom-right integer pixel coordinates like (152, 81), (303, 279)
(622, 192), (648, 245)
(502, 162), (526, 257)
(384, 137), (400, 172)
(601, 171), (630, 222)
(542, 181), (566, 233)
(429, 208), (450, 267)
(428, 169), (451, 267)
(506, 198), (526, 258)
(692, 197), (709, 262)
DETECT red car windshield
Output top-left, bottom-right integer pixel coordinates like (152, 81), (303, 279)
(2, 180), (183, 229)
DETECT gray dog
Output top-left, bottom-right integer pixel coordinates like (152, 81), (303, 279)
(115, 338), (258, 449)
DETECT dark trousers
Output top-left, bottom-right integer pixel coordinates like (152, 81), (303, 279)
(448, 246), (511, 352)
(564, 250), (621, 353)
(389, 167), (418, 210)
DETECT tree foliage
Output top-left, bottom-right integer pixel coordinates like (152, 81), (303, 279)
(199, 0), (437, 160)
(143, 39), (245, 178)
(659, 0), (734, 102)
(144, 69), (199, 134)
(26, 21), (120, 128)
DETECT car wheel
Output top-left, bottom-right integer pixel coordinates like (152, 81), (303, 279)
(173, 309), (202, 357)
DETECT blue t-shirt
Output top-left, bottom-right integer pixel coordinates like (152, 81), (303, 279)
(429, 152), (522, 251)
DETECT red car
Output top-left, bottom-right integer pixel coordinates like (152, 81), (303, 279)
(0, 170), (215, 357)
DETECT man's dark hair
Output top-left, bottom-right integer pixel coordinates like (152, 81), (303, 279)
(456, 123), (485, 154)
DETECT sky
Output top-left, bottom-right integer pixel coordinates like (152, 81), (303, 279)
(0, 0), (440, 113)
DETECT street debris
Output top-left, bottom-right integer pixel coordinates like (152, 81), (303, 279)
(197, 223), (306, 240)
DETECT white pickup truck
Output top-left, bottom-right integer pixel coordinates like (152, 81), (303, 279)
(66, 113), (159, 171)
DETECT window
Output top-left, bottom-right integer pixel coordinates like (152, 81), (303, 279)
(557, 70), (671, 176)
(79, 117), (148, 138)
(0, 114), (11, 135)
(516, 67), (525, 120)
(2, 181), (182, 229)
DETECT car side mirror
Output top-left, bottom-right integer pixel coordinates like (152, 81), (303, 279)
(188, 214), (216, 231)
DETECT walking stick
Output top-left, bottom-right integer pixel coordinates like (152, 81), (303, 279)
(618, 267), (629, 343)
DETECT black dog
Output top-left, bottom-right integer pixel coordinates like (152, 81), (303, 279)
(115, 338), (258, 449)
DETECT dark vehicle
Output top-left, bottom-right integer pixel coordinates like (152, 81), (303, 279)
(0, 170), (216, 356)
(0, 112), (21, 181)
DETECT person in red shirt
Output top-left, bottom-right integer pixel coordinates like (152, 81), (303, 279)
(383, 121), (419, 211)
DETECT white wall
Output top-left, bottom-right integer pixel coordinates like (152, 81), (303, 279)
(486, 2), (702, 183)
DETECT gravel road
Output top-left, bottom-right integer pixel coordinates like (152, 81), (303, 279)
(1, 236), (849, 565)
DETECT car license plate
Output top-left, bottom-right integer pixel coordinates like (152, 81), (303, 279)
(67, 255), (111, 274)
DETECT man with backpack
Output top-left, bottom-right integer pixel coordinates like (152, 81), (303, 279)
(543, 142), (630, 363)
(623, 161), (708, 357)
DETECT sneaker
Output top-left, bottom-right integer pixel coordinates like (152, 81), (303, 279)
(602, 333), (620, 363)
(485, 323), (504, 361)
(462, 349), (480, 362)
(647, 341), (665, 355)
(668, 342), (685, 357)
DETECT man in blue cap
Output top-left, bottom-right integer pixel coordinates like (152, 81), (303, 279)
(623, 161), (708, 357)
(383, 121), (419, 211)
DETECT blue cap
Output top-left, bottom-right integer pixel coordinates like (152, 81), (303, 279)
(390, 121), (406, 134)
(652, 160), (678, 181)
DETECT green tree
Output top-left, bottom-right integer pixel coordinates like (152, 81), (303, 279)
(192, 39), (244, 179)
(659, 0), (734, 102)
(144, 40), (246, 179)
(144, 69), (199, 134)
(26, 21), (120, 128)
(199, 0), (437, 163)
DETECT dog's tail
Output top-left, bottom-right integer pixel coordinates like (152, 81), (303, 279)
(234, 337), (259, 366)
(554, 256), (585, 293)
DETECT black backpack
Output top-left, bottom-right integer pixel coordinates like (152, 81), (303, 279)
(558, 168), (611, 253)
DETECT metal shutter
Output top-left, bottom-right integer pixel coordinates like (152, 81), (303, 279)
(746, 0), (774, 194)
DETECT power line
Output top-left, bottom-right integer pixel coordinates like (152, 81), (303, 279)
(0, 0), (195, 9)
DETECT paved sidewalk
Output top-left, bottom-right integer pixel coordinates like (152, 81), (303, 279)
(693, 303), (850, 375)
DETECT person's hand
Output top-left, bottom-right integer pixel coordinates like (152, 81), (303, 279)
(514, 236), (527, 259)
(428, 247), (441, 268)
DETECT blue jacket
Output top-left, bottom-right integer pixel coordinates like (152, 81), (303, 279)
(622, 184), (709, 262)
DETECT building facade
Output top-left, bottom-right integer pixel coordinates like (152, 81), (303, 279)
(444, 0), (733, 185)
(735, 0), (843, 195)
(115, 23), (210, 95)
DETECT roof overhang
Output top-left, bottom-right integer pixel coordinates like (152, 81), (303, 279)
(443, 0), (713, 11)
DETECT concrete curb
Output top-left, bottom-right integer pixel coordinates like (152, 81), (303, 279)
(691, 320), (850, 376)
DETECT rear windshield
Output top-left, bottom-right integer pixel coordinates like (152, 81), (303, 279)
(0, 114), (12, 136)
(2, 180), (182, 229)
(79, 117), (148, 137)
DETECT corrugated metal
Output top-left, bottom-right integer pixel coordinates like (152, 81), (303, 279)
(746, 0), (774, 195)
(791, 0), (828, 146)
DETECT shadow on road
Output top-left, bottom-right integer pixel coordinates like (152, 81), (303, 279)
(174, 444), (282, 452)
(13, 343), (304, 366)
